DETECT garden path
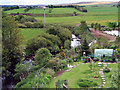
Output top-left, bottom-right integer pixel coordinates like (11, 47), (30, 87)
(98, 63), (107, 88)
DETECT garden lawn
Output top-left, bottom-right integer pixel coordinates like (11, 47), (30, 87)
(47, 63), (101, 88)
(21, 28), (45, 42)
(47, 62), (118, 88)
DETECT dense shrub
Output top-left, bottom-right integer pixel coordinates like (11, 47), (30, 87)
(18, 23), (27, 28)
(77, 79), (98, 87)
(103, 68), (110, 73)
(45, 68), (55, 76)
(59, 60), (67, 69)
(15, 72), (52, 88)
(46, 25), (72, 44)
(64, 40), (71, 49)
(24, 22), (34, 28)
(33, 22), (44, 28)
(50, 45), (60, 55)
(46, 60), (60, 72)
(26, 33), (61, 55)
(35, 48), (52, 66)
(20, 16), (37, 23)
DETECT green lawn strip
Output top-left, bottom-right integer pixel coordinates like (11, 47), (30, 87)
(21, 28), (45, 43)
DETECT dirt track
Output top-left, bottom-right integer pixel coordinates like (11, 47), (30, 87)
(89, 28), (116, 41)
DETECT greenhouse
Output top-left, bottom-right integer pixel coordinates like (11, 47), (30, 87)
(94, 49), (113, 57)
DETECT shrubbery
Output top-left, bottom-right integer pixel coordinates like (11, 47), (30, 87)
(35, 48), (52, 66)
(46, 60), (60, 72)
(45, 68), (55, 77)
(34, 22), (44, 28)
(24, 22), (34, 28)
(59, 60), (67, 69)
(20, 16), (37, 23)
(26, 32), (61, 55)
(77, 79), (98, 87)
(103, 68), (110, 73)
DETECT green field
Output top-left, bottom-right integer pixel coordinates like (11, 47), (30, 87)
(5, 8), (26, 14)
(21, 28), (45, 41)
(5, 5), (118, 26)
(35, 6), (118, 26)
(47, 62), (118, 88)
(26, 8), (81, 14)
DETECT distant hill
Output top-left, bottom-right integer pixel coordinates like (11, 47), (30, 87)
(53, 1), (118, 6)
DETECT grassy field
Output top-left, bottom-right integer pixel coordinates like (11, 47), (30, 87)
(5, 8), (26, 14)
(50, 8), (82, 14)
(47, 62), (118, 88)
(5, 5), (118, 26)
(21, 28), (45, 42)
(35, 6), (117, 26)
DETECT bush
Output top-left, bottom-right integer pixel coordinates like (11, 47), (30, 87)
(35, 48), (52, 66)
(64, 40), (71, 49)
(46, 68), (55, 76)
(18, 23), (27, 28)
(59, 60), (67, 69)
(24, 22), (34, 28)
(33, 22), (44, 28)
(77, 79), (98, 87)
(67, 58), (73, 64)
(20, 16), (37, 23)
(46, 60), (60, 72)
(103, 68), (110, 73)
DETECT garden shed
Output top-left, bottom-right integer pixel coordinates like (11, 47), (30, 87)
(94, 49), (113, 57)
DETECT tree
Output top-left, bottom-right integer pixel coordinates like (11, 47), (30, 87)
(46, 26), (72, 45)
(2, 16), (24, 74)
(80, 38), (90, 56)
(26, 32), (61, 55)
(35, 48), (52, 66)
(94, 23), (98, 31)
(91, 23), (94, 28)
(98, 24), (101, 31)
(80, 21), (87, 33)
(64, 40), (71, 49)
(73, 11), (77, 16)
(14, 62), (34, 80)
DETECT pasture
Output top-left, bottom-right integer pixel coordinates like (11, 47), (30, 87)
(35, 6), (118, 26)
(21, 28), (45, 41)
(5, 5), (118, 26)
(5, 8), (26, 14)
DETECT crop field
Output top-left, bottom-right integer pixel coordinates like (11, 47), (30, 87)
(21, 28), (45, 41)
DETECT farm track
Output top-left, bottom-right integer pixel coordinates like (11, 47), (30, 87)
(89, 28), (116, 41)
